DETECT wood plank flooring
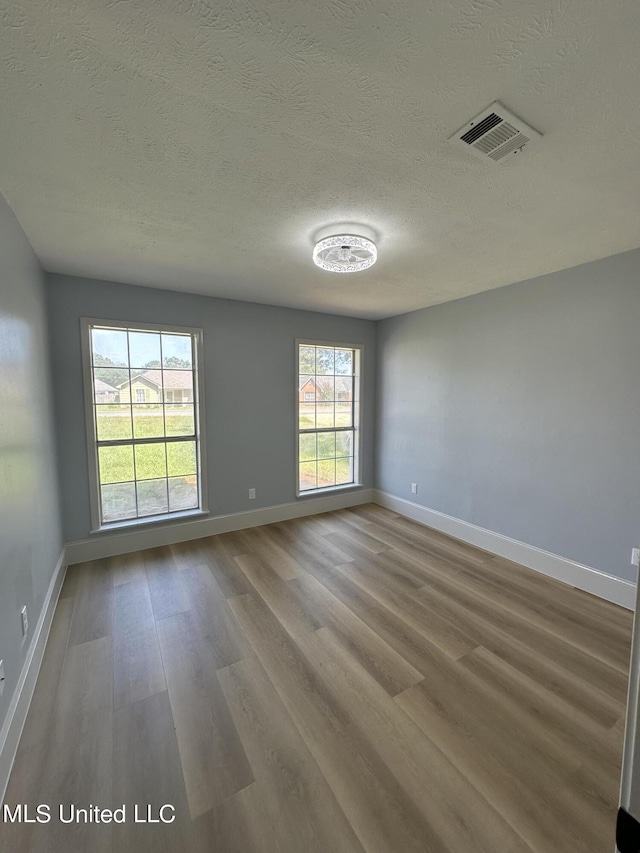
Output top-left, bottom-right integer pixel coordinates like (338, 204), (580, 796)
(1, 504), (632, 852)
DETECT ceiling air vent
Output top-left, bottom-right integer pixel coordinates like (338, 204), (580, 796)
(449, 101), (541, 164)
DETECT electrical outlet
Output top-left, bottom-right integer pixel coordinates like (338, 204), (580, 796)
(0, 660), (4, 697)
(411, 483), (418, 495)
(248, 488), (256, 500)
(632, 548), (640, 568)
(21, 605), (28, 637)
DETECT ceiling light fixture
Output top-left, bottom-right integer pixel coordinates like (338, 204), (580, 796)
(312, 234), (377, 274)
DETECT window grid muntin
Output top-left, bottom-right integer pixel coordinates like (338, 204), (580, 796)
(88, 322), (202, 526)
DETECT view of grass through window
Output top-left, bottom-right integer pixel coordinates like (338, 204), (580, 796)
(298, 343), (359, 492)
(88, 324), (201, 524)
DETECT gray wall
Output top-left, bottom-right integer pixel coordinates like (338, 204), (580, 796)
(376, 249), (640, 582)
(0, 196), (62, 731)
(46, 274), (376, 543)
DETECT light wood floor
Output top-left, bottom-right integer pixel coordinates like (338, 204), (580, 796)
(1, 504), (632, 852)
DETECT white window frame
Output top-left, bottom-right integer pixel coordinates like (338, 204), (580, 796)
(295, 338), (364, 497)
(81, 317), (208, 532)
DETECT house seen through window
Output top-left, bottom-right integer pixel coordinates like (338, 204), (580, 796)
(82, 319), (206, 529)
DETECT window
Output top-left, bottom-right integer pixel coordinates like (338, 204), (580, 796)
(81, 319), (207, 530)
(297, 340), (362, 494)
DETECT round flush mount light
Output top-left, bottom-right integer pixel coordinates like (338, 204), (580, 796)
(312, 234), (377, 274)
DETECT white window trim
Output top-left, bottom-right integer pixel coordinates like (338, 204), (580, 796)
(81, 317), (209, 533)
(295, 338), (364, 498)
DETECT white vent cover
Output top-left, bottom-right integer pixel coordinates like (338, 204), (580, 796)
(449, 101), (541, 164)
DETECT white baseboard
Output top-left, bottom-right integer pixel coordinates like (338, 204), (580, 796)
(373, 490), (636, 611)
(0, 546), (67, 805)
(66, 488), (376, 564)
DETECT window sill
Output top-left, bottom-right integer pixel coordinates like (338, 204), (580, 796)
(296, 483), (364, 499)
(91, 508), (209, 535)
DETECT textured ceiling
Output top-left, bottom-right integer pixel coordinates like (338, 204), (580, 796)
(1, 0), (639, 319)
